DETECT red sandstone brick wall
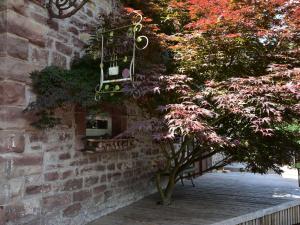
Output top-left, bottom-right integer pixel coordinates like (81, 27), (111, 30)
(0, 1), (162, 224)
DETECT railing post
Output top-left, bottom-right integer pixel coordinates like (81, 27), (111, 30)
(298, 168), (300, 187)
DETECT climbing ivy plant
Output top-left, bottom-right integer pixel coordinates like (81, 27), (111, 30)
(26, 56), (124, 129)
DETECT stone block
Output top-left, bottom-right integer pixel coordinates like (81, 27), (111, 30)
(58, 132), (72, 141)
(75, 136), (85, 151)
(51, 52), (67, 68)
(0, 156), (9, 178)
(4, 198), (40, 223)
(25, 184), (51, 195)
(70, 158), (88, 166)
(6, 33), (29, 60)
(68, 26), (79, 35)
(0, 131), (25, 153)
(18, 217), (43, 225)
(7, 10), (46, 47)
(70, 17), (85, 29)
(107, 172), (122, 182)
(62, 178), (83, 191)
(0, 179), (10, 205)
(44, 172), (59, 181)
(104, 190), (113, 201)
(13, 154), (43, 166)
(94, 193), (104, 204)
(7, 0), (28, 16)
(30, 46), (49, 66)
(62, 170), (73, 180)
(0, 206), (4, 225)
(63, 203), (81, 217)
(85, 176), (99, 187)
(44, 144), (61, 152)
(30, 11), (47, 25)
(0, 81), (26, 106)
(100, 174), (106, 183)
(9, 164), (42, 179)
(124, 170), (133, 178)
(42, 193), (72, 212)
(93, 185), (107, 195)
(29, 145), (42, 151)
(72, 36), (86, 49)
(28, 131), (48, 143)
(48, 30), (69, 44)
(0, 34), (6, 56)
(75, 111), (86, 136)
(24, 173), (43, 184)
(0, 56), (40, 84)
(30, 0), (45, 6)
(0, 11), (7, 34)
(86, 9), (93, 17)
(80, 166), (93, 175)
(47, 19), (59, 31)
(55, 42), (72, 56)
(73, 190), (92, 202)
(43, 151), (59, 168)
(59, 153), (71, 160)
(4, 202), (25, 223)
(0, 0), (7, 11)
(107, 163), (115, 171)
(113, 172), (122, 180)
(95, 165), (105, 171)
(45, 164), (63, 171)
(88, 155), (98, 163)
(3, 154), (43, 178)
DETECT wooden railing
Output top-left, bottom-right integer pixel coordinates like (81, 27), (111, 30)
(237, 204), (300, 225)
(212, 200), (300, 225)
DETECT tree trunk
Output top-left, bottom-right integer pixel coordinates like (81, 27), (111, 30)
(163, 175), (176, 205)
(156, 171), (177, 205)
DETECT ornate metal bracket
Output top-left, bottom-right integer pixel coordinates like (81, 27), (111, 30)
(46, 0), (89, 19)
(94, 11), (149, 101)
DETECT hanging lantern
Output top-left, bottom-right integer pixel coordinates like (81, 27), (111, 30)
(94, 11), (149, 101)
(47, 0), (89, 19)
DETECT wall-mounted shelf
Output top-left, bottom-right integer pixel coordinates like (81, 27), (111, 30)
(81, 138), (135, 154)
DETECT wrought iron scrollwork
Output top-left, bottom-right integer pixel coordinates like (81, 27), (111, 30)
(94, 11), (149, 101)
(46, 0), (89, 19)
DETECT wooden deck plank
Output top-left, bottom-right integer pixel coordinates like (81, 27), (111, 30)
(88, 172), (300, 225)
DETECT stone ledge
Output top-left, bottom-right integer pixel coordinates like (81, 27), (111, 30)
(82, 138), (135, 154)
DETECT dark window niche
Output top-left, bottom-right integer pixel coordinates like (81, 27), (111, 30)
(75, 104), (133, 153)
(86, 119), (108, 129)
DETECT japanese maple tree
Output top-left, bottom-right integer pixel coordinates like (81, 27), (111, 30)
(118, 0), (300, 205)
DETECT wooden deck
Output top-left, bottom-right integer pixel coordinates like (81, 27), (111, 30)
(88, 172), (300, 225)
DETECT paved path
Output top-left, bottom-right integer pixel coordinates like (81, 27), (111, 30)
(88, 172), (300, 225)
